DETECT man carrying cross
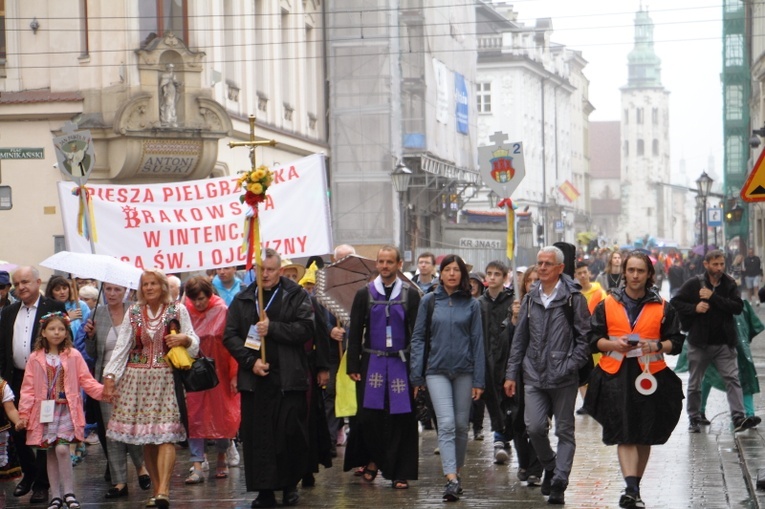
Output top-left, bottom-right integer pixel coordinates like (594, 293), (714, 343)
(344, 246), (421, 489)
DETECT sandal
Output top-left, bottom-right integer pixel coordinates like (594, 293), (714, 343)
(155, 493), (170, 509)
(362, 466), (378, 483)
(392, 480), (409, 489)
(146, 497), (157, 508)
(215, 463), (229, 479)
(47, 498), (64, 509)
(185, 467), (205, 484)
(63, 493), (81, 509)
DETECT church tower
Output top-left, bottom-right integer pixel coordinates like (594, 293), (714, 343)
(619, 7), (671, 245)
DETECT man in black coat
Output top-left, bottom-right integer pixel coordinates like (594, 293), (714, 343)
(0, 266), (66, 503)
(670, 250), (755, 433)
(223, 249), (315, 508)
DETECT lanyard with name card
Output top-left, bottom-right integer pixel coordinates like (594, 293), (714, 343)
(41, 366), (63, 423)
(245, 287), (280, 351)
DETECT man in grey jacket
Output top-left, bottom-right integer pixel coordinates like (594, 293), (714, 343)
(503, 246), (591, 505)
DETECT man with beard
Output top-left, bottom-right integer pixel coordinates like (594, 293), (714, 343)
(345, 246), (421, 489)
(671, 249), (756, 433)
(223, 249), (315, 508)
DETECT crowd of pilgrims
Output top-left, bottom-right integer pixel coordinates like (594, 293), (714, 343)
(0, 242), (760, 509)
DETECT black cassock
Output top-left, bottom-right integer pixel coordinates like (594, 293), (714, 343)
(342, 285), (420, 481)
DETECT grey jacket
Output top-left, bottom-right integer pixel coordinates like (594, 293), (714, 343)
(505, 274), (591, 389)
(409, 286), (485, 389)
(84, 303), (130, 381)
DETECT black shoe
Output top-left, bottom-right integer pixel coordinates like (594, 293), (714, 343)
(302, 473), (315, 488)
(30, 488), (49, 504)
(517, 468), (529, 482)
(734, 416), (755, 432)
(251, 490), (276, 508)
(619, 491), (645, 508)
(698, 413), (711, 425)
(548, 480), (566, 504)
(688, 418), (701, 433)
(540, 469), (554, 496)
(13, 479), (32, 497)
(442, 479), (460, 502)
(138, 474), (152, 491)
(751, 416), (762, 427)
(575, 406), (588, 415)
(283, 488), (300, 506)
(105, 486), (128, 499)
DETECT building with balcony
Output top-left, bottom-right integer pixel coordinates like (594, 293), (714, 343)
(474, 2), (592, 249)
(0, 1), (328, 270)
(326, 0), (479, 265)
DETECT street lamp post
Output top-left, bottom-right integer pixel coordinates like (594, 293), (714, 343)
(695, 195), (705, 248)
(696, 171), (714, 256)
(390, 162), (412, 256)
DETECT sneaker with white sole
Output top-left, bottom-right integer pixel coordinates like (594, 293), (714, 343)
(493, 441), (509, 464)
(225, 442), (240, 467)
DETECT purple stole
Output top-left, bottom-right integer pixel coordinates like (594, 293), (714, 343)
(363, 280), (411, 414)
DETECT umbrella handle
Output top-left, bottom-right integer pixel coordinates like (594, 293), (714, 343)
(90, 284), (104, 324)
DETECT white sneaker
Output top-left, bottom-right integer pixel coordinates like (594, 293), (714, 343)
(226, 441), (240, 467)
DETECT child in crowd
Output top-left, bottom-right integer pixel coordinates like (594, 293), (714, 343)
(0, 375), (21, 468)
(17, 312), (104, 509)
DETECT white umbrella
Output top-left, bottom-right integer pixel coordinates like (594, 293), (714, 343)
(40, 251), (143, 289)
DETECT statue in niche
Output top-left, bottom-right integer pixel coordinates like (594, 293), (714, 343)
(159, 63), (182, 127)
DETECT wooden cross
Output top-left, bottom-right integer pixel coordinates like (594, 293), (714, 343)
(228, 115), (276, 363)
(228, 115), (277, 171)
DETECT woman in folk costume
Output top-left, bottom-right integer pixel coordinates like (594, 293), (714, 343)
(102, 269), (199, 509)
(183, 277), (240, 484)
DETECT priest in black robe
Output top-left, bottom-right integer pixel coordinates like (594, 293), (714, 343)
(343, 246), (421, 489)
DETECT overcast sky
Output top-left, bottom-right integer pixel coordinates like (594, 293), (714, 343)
(510, 0), (723, 187)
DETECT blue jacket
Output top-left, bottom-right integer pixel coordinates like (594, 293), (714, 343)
(409, 286), (485, 389)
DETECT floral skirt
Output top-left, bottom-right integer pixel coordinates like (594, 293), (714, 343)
(107, 364), (186, 445)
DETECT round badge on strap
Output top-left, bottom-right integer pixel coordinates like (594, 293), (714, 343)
(635, 371), (657, 395)
(635, 355), (657, 395)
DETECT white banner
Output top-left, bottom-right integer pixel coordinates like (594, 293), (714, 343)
(433, 58), (450, 124)
(57, 154), (333, 272)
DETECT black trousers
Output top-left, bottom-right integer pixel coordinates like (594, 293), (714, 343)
(11, 369), (49, 489)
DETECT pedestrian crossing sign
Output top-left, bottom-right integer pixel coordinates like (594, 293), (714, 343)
(742, 148), (765, 202)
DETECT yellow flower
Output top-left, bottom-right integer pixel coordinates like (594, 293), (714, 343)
(249, 171), (259, 181)
(248, 182), (264, 194)
(253, 168), (266, 180)
(264, 173), (274, 185)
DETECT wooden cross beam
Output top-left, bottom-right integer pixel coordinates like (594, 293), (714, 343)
(228, 115), (277, 170)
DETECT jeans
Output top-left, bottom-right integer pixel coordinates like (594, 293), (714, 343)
(426, 373), (473, 476)
(189, 438), (230, 463)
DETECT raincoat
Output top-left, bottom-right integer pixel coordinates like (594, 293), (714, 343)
(184, 294), (240, 438)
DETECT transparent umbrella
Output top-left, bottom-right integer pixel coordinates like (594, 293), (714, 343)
(40, 251), (143, 289)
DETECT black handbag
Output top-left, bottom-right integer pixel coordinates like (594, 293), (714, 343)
(180, 354), (219, 392)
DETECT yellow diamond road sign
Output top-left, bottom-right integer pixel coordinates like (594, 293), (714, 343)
(742, 149), (765, 202)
